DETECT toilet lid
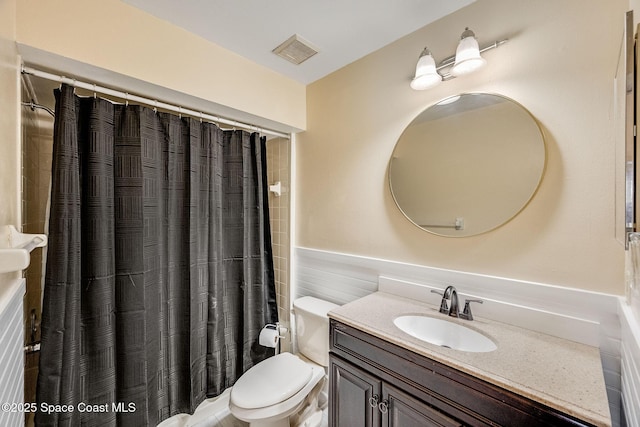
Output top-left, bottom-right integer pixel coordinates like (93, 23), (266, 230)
(231, 353), (313, 409)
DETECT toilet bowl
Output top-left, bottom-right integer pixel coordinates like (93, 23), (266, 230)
(229, 353), (325, 427)
(228, 296), (338, 427)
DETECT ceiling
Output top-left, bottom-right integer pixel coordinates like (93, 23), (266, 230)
(121, 0), (475, 85)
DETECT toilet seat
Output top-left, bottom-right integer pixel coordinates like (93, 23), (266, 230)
(230, 352), (313, 409)
(229, 353), (326, 424)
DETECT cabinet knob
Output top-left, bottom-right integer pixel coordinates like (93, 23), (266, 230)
(368, 394), (379, 408)
(378, 399), (389, 414)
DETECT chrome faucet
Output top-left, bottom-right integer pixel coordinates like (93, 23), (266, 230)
(445, 286), (459, 318)
(431, 285), (483, 320)
(431, 285), (458, 317)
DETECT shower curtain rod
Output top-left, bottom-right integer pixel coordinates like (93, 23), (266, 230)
(22, 101), (55, 117)
(21, 66), (290, 139)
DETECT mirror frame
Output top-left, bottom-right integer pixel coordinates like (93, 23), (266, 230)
(389, 92), (547, 237)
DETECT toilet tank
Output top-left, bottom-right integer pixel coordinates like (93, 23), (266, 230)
(293, 296), (339, 367)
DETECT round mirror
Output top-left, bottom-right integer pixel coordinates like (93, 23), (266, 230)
(389, 93), (545, 237)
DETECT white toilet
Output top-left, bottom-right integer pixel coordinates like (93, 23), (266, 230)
(229, 296), (338, 427)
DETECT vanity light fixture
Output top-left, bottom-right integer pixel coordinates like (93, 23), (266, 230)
(410, 27), (508, 90)
(410, 47), (442, 90)
(451, 28), (486, 76)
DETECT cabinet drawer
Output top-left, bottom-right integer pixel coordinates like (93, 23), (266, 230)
(330, 320), (594, 427)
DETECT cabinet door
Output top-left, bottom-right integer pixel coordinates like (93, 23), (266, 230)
(330, 356), (382, 427)
(382, 383), (463, 427)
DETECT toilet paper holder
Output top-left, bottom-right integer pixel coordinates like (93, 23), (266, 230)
(260, 323), (288, 354)
(264, 323), (288, 339)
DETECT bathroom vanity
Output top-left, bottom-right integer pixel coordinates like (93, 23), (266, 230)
(328, 292), (611, 427)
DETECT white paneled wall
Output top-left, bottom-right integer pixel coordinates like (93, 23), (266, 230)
(620, 303), (640, 426)
(295, 247), (623, 427)
(0, 279), (25, 427)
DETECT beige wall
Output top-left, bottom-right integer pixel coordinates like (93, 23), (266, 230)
(633, 0), (640, 27)
(16, 0), (306, 131)
(297, 0), (627, 294)
(0, 0), (20, 283)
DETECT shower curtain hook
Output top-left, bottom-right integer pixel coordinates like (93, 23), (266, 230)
(93, 84), (97, 99)
(200, 112), (204, 123)
(178, 106), (182, 119)
(125, 92), (129, 107)
(153, 100), (158, 114)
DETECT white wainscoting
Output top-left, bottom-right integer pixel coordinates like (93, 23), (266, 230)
(294, 247), (623, 427)
(620, 302), (640, 427)
(0, 279), (25, 427)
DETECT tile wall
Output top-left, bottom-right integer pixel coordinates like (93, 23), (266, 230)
(21, 89), (54, 426)
(266, 137), (291, 350)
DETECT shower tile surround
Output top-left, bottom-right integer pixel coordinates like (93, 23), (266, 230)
(266, 137), (292, 351)
(21, 85), (54, 427)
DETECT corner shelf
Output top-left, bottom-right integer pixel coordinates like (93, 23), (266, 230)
(0, 225), (48, 274)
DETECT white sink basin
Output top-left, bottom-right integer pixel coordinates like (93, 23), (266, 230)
(393, 315), (497, 353)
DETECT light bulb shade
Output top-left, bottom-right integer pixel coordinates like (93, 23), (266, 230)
(410, 48), (442, 90)
(451, 29), (486, 77)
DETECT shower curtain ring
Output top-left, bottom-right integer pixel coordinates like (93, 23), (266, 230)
(93, 84), (97, 99)
(154, 100), (158, 114)
(125, 92), (129, 107)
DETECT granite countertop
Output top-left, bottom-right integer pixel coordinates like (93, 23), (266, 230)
(328, 291), (611, 427)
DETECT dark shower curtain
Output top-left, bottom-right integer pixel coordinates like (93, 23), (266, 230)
(36, 84), (278, 426)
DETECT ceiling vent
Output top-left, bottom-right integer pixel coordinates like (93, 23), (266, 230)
(272, 34), (318, 65)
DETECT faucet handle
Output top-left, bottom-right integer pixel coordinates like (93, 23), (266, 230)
(430, 289), (449, 314)
(460, 299), (483, 321)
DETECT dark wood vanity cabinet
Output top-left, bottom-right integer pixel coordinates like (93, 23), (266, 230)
(331, 356), (461, 426)
(329, 319), (596, 427)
